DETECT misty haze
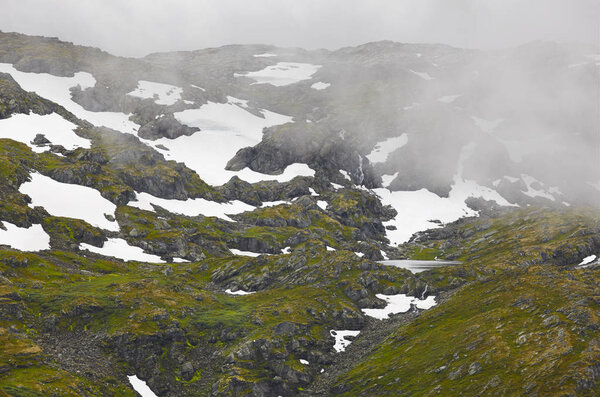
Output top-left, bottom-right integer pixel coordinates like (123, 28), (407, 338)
(0, 1), (598, 396)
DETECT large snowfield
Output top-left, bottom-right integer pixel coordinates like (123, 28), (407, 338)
(19, 172), (119, 232)
(0, 63), (139, 134)
(0, 113), (90, 152)
(234, 62), (322, 86)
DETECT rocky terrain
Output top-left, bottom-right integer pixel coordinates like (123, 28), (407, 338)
(0, 31), (598, 396)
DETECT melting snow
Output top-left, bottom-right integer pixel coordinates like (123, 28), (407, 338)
(0, 222), (50, 251)
(80, 238), (164, 263)
(309, 188), (318, 196)
(300, 359), (309, 365)
(20, 173), (119, 231)
(409, 69), (434, 80)
(366, 134), (408, 163)
(0, 63), (139, 135)
(330, 330), (360, 353)
(521, 174), (555, 201)
(361, 294), (437, 320)
(225, 288), (255, 295)
(311, 82), (331, 90)
(0, 113), (90, 152)
(381, 173), (399, 188)
(128, 192), (254, 222)
(235, 62), (322, 86)
(146, 98), (314, 185)
(317, 200), (328, 210)
(127, 80), (183, 105)
(229, 248), (265, 257)
(377, 143), (515, 245)
(326, 246), (336, 251)
(281, 246), (291, 254)
(128, 375), (158, 397)
(579, 255), (597, 266)
(339, 170), (352, 181)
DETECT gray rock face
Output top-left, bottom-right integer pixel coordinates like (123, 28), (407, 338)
(137, 114), (199, 140)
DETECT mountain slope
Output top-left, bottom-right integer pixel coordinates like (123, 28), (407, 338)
(0, 32), (598, 396)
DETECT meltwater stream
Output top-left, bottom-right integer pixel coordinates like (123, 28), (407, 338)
(378, 260), (461, 274)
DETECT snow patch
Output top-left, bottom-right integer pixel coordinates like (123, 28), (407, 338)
(579, 255), (597, 266)
(300, 359), (309, 365)
(330, 330), (360, 353)
(80, 238), (164, 263)
(366, 134), (408, 164)
(128, 375), (158, 397)
(317, 200), (328, 210)
(235, 62), (321, 86)
(361, 294), (437, 320)
(148, 99), (314, 185)
(20, 173), (118, 231)
(225, 288), (255, 295)
(377, 143), (515, 245)
(253, 53), (277, 58)
(0, 113), (90, 153)
(311, 82), (331, 90)
(0, 63), (139, 135)
(127, 80), (183, 105)
(129, 192), (254, 222)
(0, 222), (50, 251)
(229, 249), (265, 257)
(521, 174), (555, 201)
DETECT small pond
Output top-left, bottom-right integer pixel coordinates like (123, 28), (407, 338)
(379, 260), (461, 274)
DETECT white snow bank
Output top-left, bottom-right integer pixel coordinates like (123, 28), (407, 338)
(229, 249), (265, 257)
(235, 62), (321, 86)
(378, 143), (515, 245)
(128, 375), (158, 397)
(80, 238), (164, 263)
(0, 222), (50, 251)
(20, 173), (119, 231)
(0, 63), (139, 135)
(361, 293), (437, 320)
(521, 174), (555, 201)
(438, 94), (462, 103)
(381, 173), (398, 188)
(579, 255), (597, 266)
(409, 69), (434, 80)
(330, 330), (360, 353)
(300, 359), (309, 365)
(127, 80), (183, 106)
(366, 134), (408, 164)
(339, 170), (351, 181)
(317, 200), (328, 210)
(253, 53), (277, 58)
(148, 98), (314, 185)
(225, 288), (255, 295)
(129, 192), (254, 222)
(311, 82), (331, 90)
(0, 113), (90, 153)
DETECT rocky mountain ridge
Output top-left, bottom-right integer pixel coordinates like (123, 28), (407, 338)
(0, 31), (598, 396)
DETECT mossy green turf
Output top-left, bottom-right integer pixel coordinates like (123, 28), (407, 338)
(332, 207), (600, 396)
